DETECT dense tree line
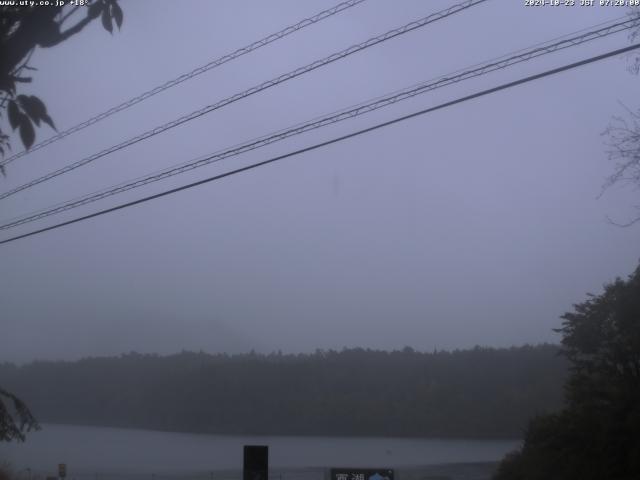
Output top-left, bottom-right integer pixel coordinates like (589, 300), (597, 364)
(0, 345), (565, 438)
(494, 265), (640, 480)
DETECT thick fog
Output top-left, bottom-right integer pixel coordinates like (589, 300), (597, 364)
(1, 0), (639, 363)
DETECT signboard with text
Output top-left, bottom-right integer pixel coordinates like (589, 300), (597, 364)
(330, 468), (394, 480)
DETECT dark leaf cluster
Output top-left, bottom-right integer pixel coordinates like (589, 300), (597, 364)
(0, 0), (123, 164)
(0, 387), (40, 442)
(7, 95), (55, 150)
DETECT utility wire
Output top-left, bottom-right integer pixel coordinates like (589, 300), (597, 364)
(1, 42), (638, 246)
(1, 17), (635, 231)
(0, 0), (487, 200)
(0, 0), (368, 167)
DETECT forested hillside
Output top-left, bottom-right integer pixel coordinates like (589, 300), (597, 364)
(0, 345), (565, 438)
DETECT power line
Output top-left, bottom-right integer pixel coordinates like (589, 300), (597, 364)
(1, 17), (633, 228)
(2, 42), (638, 247)
(0, 0), (368, 167)
(0, 0), (487, 200)
(1, 17), (635, 231)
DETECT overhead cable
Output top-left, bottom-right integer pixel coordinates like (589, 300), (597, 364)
(0, 0), (368, 167)
(1, 17), (635, 231)
(0, 0), (487, 200)
(2, 42), (639, 246)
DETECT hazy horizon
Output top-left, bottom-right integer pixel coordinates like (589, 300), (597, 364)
(2, 0), (639, 364)
(1, 340), (563, 365)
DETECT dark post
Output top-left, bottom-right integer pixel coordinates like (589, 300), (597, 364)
(243, 445), (268, 480)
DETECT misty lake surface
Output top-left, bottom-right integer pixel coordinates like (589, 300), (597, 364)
(0, 424), (520, 475)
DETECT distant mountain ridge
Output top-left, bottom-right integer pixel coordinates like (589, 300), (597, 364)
(0, 344), (566, 438)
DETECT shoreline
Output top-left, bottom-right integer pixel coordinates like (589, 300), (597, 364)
(30, 422), (523, 442)
(16, 463), (500, 480)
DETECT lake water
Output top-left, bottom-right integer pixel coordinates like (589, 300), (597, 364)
(0, 424), (520, 478)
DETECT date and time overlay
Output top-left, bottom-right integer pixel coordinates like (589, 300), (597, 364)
(526, 0), (640, 6)
(5, 0), (640, 8)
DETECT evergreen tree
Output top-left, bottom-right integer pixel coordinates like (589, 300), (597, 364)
(494, 264), (640, 480)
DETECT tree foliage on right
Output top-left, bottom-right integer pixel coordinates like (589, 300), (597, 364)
(494, 265), (640, 480)
(601, 7), (640, 226)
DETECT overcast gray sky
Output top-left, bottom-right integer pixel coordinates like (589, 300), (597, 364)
(1, 0), (639, 363)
